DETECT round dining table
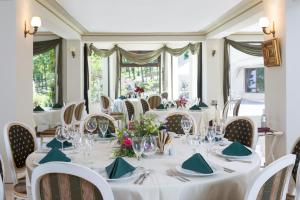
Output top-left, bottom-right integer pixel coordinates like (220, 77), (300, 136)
(33, 109), (61, 132)
(26, 138), (260, 200)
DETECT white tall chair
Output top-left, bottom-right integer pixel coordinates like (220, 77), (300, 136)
(0, 154), (4, 200)
(31, 162), (114, 200)
(245, 154), (296, 200)
(61, 102), (76, 128)
(165, 112), (197, 135)
(73, 100), (86, 126)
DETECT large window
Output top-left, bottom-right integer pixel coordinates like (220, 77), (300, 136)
(245, 68), (265, 93)
(33, 49), (56, 107)
(120, 53), (161, 96)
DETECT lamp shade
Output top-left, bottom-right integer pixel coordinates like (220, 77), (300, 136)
(31, 16), (41, 27)
(259, 17), (270, 28)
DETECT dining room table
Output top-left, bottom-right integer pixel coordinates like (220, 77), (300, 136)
(26, 136), (260, 200)
(145, 106), (218, 134)
(33, 108), (62, 132)
(112, 98), (144, 122)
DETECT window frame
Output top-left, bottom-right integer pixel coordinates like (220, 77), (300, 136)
(244, 67), (265, 94)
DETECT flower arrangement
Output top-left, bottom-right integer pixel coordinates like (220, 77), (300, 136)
(134, 86), (145, 94)
(112, 115), (162, 157)
(176, 96), (188, 108)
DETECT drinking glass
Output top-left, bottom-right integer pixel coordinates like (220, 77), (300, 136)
(55, 126), (67, 152)
(85, 117), (97, 142)
(206, 126), (216, 153)
(132, 137), (145, 160)
(215, 121), (225, 142)
(187, 134), (201, 153)
(143, 135), (157, 157)
(99, 119), (109, 138)
(181, 116), (192, 138)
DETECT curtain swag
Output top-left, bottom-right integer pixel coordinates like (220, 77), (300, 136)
(223, 38), (263, 104)
(89, 43), (201, 65)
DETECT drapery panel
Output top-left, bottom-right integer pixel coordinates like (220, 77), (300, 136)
(33, 39), (63, 104)
(89, 43), (201, 97)
(83, 44), (90, 113)
(223, 38), (263, 104)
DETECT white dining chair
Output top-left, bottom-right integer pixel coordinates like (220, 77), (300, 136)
(31, 162), (114, 200)
(245, 154), (296, 200)
(0, 154), (5, 200)
(73, 100), (86, 126)
(165, 111), (197, 135)
(61, 102), (76, 128)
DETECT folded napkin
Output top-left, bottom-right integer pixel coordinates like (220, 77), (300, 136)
(189, 105), (201, 110)
(33, 105), (44, 112)
(52, 103), (63, 109)
(157, 131), (172, 153)
(105, 157), (136, 179)
(198, 102), (208, 108)
(156, 104), (166, 109)
(182, 153), (213, 174)
(222, 141), (252, 156)
(46, 138), (73, 149)
(100, 130), (114, 138)
(39, 148), (71, 164)
(118, 96), (127, 100)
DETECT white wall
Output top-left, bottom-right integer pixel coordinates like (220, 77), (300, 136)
(0, 0), (33, 183)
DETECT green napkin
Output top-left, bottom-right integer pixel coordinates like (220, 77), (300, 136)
(189, 105), (201, 110)
(105, 157), (136, 179)
(33, 105), (44, 112)
(198, 102), (208, 108)
(222, 141), (252, 156)
(119, 96), (127, 100)
(46, 138), (73, 149)
(182, 153), (213, 174)
(39, 148), (71, 164)
(52, 103), (63, 109)
(99, 130), (114, 138)
(156, 104), (166, 109)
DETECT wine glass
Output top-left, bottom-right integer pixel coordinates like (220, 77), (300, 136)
(55, 126), (67, 152)
(206, 126), (216, 153)
(132, 137), (145, 160)
(99, 119), (109, 138)
(187, 134), (201, 153)
(86, 117), (97, 139)
(181, 116), (192, 139)
(143, 135), (157, 157)
(215, 121), (225, 142)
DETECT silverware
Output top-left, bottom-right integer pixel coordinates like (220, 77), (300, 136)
(139, 171), (151, 185)
(223, 167), (235, 173)
(224, 158), (252, 163)
(167, 169), (190, 182)
(134, 173), (145, 184)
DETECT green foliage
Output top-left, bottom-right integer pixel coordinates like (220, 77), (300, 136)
(131, 115), (161, 137)
(113, 147), (136, 158)
(33, 49), (56, 107)
(89, 52), (103, 103)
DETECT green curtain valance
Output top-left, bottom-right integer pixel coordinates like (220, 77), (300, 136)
(223, 38), (263, 104)
(89, 43), (200, 65)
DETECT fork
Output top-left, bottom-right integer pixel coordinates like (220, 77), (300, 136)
(224, 158), (252, 163)
(168, 169), (190, 182)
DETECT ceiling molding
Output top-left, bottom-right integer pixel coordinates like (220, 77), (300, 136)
(34, 0), (88, 34)
(203, 0), (263, 35)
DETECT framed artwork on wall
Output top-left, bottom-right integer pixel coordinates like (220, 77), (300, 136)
(262, 38), (281, 67)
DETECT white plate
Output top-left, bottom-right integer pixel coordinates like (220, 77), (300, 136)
(216, 148), (253, 160)
(98, 167), (142, 182)
(175, 163), (222, 177)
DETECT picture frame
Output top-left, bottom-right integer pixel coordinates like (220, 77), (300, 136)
(262, 38), (281, 67)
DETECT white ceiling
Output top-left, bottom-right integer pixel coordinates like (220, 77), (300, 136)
(56, 0), (244, 33)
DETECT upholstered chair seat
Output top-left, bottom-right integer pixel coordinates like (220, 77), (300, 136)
(140, 98), (150, 114)
(81, 113), (117, 135)
(124, 100), (135, 120)
(165, 113), (195, 135)
(147, 95), (162, 109)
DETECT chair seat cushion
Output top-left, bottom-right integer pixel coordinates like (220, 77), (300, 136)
(37, 128), (56, 137)
(13, 180), (27, 198)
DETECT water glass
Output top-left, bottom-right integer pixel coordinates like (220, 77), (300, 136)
(187, 134), (201, 153)
(55, 126), (67, 152)
(143, 135), (157, 157)
(206, 126), (216, 153)
(181, 116), (192, 138)
(86, 117), (97, 142)
(99, 119), (109, 138)
(132, 137), (145, 160)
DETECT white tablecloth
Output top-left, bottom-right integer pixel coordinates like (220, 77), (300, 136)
(33, 109), (61, 131)
(145, 107), (217, 134)
(112, 98), (144, 122)
(26, 139), (260, 200)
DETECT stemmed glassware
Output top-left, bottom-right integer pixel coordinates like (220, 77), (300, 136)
(187, 134), (201, 153)
(132, 137), (145, 160)
(181, 116), (193, 139)
(85, 117), (97, 152)
(206, 126), (216, 154)
(98, 119), (109, 138)
(55, 126), (68, 152)
(143, 135), (157, 157)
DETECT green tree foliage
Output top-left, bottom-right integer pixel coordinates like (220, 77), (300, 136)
(89, 52), (103, 103)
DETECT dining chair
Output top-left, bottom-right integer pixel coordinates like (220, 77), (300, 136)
(124, 100), (135, 121)
(223, 116), (256, 149)
(245, 154), (296, 200)
(31, 162), (114, 200)
(140, 98), (150, 114)
(161, 92), (168, 100)
(0, 154), (4, 200)
(101, 95), (111, 114)
(147, 95), (162, 109)
(4, 121), (38, 200)
(233, 98), (243, 116)
(73, 100), (85, 125)
(222, 99), (234, 123)
(80, 113), (118, 135)
(61, 102), (76, 128)
(165, 112), (196, 135)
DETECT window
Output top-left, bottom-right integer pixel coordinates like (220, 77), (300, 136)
(120, 52), (161, 96)
(33, 48), (56, 107)
(245, 68), (265, 93)
(171, 51), (197, 99)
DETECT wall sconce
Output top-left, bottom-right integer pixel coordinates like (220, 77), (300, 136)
(70, 48), (76, 58)
(259, 17), (276, 38)
(212, 50), (216, 57)
(24, 16), (41, 38)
